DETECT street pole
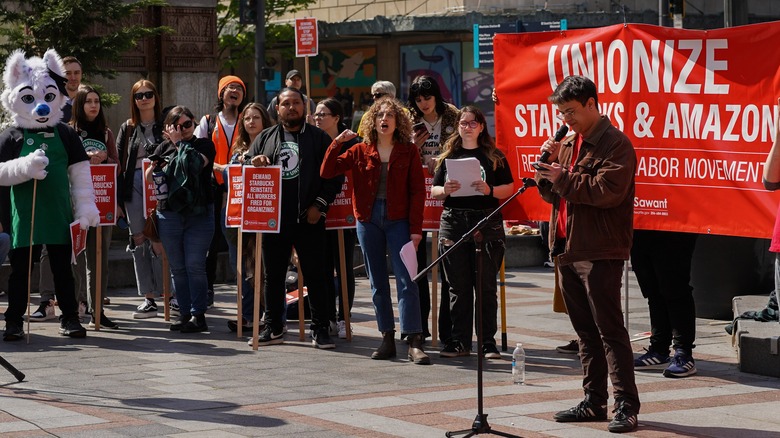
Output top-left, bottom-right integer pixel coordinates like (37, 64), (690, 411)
(254, 0), (266, 105)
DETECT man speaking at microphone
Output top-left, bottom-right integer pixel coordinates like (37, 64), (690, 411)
(534, 75), (640, 434)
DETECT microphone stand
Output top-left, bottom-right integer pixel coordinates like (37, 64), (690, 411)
(415, 178), (537, 438)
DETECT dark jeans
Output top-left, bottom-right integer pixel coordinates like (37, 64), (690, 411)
(5, 244), (77, 324)
(439, 208), (505, 348)
(416, 232), (452, 341)
(326, 228), (356, 322)
(631, 230), (698, 354)
(206, 186), (228, 290)
(560, 259), (640, 411)
(262, 219), (330, 331)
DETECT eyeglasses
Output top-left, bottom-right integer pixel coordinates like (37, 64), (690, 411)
(410, 80), (432, 92)
(134, 91), (155, 101)
(175, 120), (193, 130)
(225, 84), (243, 92)
(314, 112), (333, 119)
(458, 120), (479, 129)
(372, 93), (386, 99)
(556, 107), (578, 120)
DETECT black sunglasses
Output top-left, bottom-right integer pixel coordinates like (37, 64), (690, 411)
(410, 80), (432, 92)
(175, 120), (193, 130)
(372, 92), (386, 99)
(134, 91), (155, 100)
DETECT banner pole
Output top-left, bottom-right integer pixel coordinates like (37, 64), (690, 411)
(338, 229), (352, 341)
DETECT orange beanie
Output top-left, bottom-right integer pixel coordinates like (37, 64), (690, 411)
(218, 75), (245, 95)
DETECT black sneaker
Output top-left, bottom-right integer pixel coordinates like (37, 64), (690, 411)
(170, 314), (191, 331)
(88, 312), (119, 329)
(608, 400), (638, 433)
(556, 339), (579, 354)
(313, 327), (336, 349)
(257, 325), (284, 346)
(227, 318), (256, 332)
(440, 340), (470, 358)
(3, 321), (24, 341)
(180, 314), (208, 333)
(553, 397), (608, 422)
(482, 343), (501, 359)
(132, 298), (158, 319)
(59, 316), (87, 338)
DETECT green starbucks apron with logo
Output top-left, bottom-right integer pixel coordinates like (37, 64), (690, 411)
(10, 129), (74, 248)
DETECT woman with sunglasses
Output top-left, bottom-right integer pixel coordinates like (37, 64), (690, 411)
(225, 102), (271, 334)
(406, 75), (460, 342)
(430, 106), (514, 359)
(116, 80), (166, 319)
(147, 106), (216, 333)
(322, 97), (430, 365)
(315, 98), (360, 339)
(70, 85), (120, 329)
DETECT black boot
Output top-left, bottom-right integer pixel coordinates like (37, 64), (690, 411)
(180, 314), (208, 333)
(371, 330), (396, 360)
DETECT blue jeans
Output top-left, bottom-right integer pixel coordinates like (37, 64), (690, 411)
(356, 199), (422, 335)
(157, 205), (214, 316)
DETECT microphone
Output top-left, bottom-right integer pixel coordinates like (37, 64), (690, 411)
(532, 125), (569, 170)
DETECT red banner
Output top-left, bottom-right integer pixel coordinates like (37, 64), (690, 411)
(241, 166), (282, 233)
(325, 172), (356, 229)
(90, 164), (117, 226)
(142, 159), (157, 219)
(225, 165), (243, 228)
(494, 22), (780, 239)
(423, 167), (444, 232)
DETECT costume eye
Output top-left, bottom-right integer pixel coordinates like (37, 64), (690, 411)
(21, 94), (34, 104)
(44, 93), (56, 102)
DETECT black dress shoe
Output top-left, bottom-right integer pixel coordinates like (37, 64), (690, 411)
(180, 314), (208, 333)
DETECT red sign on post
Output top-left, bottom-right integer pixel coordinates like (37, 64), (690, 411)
(91, 164), (118, 225)
(225, 165), (244, 228)
(423, 167), (444, 232)
(142, 159), (157, 219)
(241, 166), (282, 233)
(325, 173), (356, 230)
(295, 18), (318, 57)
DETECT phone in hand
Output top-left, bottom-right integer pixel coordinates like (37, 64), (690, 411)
(412, 122), (426, 132)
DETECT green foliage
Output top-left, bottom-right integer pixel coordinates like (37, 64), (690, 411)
(0, 0), (171, 79)
(218, 0), (316, 70)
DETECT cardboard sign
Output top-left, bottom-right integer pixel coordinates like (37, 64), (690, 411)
(295, 17), (318, 57)
(325, 172), (356, 230)
(225, 164), (244, 228)
(91, 164), (117, 225)
(241, 166), (282, 233)
(141, 159), (157, 219)
(494, 22), (780, 239)
(423, 167), (444, 231)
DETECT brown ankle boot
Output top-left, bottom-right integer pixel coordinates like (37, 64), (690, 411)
(371, 330), (397, 360)
(408, 334), (431, 365)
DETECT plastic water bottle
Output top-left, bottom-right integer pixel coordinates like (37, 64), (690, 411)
(512, 342), (525, 385)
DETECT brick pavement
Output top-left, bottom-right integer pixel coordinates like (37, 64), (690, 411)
(1, 267), (779, 437)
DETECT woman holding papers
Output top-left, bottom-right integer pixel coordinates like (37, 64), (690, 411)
(70, 85), (119, 329)
(430, 106), (514, 358)
(321, 97), (430, 365)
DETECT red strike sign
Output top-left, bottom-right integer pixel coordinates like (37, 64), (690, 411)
(225, 165), (243, 228)
(142, 159), (157, 219)
(423, 167), (444, 232)
(325, 172), (356, 230)
(241, 166), (282, 233)
(91, 164), (117, 225)
(295, 17), (318, 57)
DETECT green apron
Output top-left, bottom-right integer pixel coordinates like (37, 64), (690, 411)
(11, 129), (73, 248)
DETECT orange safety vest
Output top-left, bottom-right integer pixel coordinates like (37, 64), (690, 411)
(210, 114), (235, 185)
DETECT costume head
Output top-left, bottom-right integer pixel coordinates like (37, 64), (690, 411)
(1, 49), (68, 130)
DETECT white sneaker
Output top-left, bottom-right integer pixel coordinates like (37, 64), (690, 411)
(337, 320), (350, 339)
(28, 299), (56, 322)
(169, 297), (180, 316)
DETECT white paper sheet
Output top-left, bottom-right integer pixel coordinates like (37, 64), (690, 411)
(400, 241), (418, 278)
(445, 157), (483, 197)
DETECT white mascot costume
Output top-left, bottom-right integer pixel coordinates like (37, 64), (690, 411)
(0, 49), (100, 341)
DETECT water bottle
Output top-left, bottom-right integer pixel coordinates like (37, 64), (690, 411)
(512, 342), (525, 385)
